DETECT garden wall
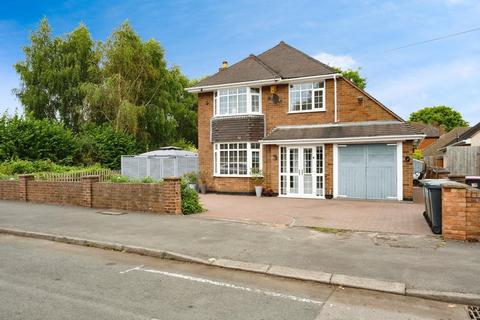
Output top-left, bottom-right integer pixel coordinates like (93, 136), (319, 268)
(0, 175), (181, 214)
(442, 183), (480, 241)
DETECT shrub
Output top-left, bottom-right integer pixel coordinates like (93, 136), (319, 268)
(183, 171), (197, 184)
(413, 149), (423, 160)
(0, 115), (77, 164)
(181, 179), (203, 214)
(76, 124), (138, 169)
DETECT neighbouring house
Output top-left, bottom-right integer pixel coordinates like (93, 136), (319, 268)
(409, 122), (442, 150)
(186, 41), (424, 201)
(442, 122), (480, 148)
(423, 127), (469, 168)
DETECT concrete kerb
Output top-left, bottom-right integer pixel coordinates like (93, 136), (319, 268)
(1, 227), (479, 306)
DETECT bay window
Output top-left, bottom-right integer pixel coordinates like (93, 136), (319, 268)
(215, 87), (262, 116)
(214, 142), (262, 176)
(289, 81), (325, 112)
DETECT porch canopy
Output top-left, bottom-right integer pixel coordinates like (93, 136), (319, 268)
(261, 121), (424, 144)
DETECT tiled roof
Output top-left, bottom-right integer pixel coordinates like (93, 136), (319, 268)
(191, 41), (336, 88)
(409, 122), (441, 138)
(262, 122), (422, 142)
(422, 127), (470, 156)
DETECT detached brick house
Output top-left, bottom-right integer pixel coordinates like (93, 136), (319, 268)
(187, 42), (424, 200)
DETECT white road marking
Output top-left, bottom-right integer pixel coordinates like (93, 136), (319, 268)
(119, 265), (144, 274)
(121, 266), (323, 305)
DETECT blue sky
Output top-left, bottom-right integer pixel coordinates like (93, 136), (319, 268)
(1, 0), (479, 124)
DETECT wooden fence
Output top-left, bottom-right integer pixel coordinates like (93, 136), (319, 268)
(34, 169), (120, 182)
(445, 146), (480, 176)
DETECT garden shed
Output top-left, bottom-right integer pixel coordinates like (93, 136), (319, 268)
(121, 146), (198, 179)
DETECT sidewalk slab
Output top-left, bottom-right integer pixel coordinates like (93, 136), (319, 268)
(1, 200), (479, 297)
(331, 274), (405, 295)
(267, 266), (332, 284)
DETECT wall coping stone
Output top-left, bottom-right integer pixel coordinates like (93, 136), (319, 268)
(163, 177), (181, 181)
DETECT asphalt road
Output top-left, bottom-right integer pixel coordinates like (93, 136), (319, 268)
(0, 235), (469, 320)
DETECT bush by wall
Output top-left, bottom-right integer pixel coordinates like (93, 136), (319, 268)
(0, 115), (138, 169)
(181, 179), (203, 214)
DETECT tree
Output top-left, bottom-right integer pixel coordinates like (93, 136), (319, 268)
(14, 18), (100, 132)
(333, 67), (367, 89)
(408, 106), (469, 132)
(82, 22), (179, 148)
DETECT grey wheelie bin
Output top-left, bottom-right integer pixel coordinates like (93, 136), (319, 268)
(422, 180), (447, 234)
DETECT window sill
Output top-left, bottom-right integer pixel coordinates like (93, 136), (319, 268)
(287, 109), (326, 114)
(213, 113), (263, 118)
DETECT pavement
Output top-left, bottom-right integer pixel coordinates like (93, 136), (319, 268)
(0, 200), (479, 301)
(200, 194), (430, 235)
(0, 235), (470, 320)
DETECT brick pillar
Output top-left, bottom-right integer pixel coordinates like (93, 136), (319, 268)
(162, 177), (182, 215)
(82, 175), (100, 208)
(442, 183), (467, 241)
(465, 188), (480, 241)
(18, 174), (34, 202)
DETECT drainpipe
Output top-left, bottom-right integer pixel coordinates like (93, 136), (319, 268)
(334, 75), (338, 123)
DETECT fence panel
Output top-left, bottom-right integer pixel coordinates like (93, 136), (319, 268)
(35, 169), (119, 182)
(446, 146), (480, 176)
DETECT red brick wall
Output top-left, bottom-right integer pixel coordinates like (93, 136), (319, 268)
(27, 181), (84, 206)
(0, 175), (182, 214)
(442, 183), (480, 241)
(403, 141), (414, 200)
(92, 183), (165, 212)
(0, 180), (20, 200)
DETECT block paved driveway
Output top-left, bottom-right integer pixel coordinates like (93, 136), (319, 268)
(199, 194), (431, 235)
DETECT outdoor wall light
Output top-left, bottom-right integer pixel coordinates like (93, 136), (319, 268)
(405, 156), (411, 162)
(273, 155), (278, 161)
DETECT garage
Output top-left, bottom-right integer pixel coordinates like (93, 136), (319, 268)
(338, 144), (398, 200)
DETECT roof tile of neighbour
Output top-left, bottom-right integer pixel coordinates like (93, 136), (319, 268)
(262, 122), (422, 142)
(409, 122), (441, 138)
(451, 121), (480, 144)
(422, 127), (470, 156)
(191, 41), (336, 88)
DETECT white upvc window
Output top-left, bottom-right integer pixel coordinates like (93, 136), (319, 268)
(289, 81), (325, 112)
(214, 142), (262, 176)
(214, 87), (262, 116)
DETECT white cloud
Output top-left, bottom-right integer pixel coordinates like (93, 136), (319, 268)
(313, 52), (356, 69)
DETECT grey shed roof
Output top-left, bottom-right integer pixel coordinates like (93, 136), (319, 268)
(262, 121), (423, 142)
(190, 41), (336, 88)
(139, 148), (198, 157)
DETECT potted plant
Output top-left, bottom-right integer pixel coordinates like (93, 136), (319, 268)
(184, 172), (198, 191)
(198, 170), (208, 194)
(250, 168), (263, 197)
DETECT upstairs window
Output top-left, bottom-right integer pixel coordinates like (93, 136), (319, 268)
(215, 87), (262, 116)
(289, 81), (325, 112)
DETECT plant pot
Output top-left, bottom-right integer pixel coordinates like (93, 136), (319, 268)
(325, 194), (333, 199)
(255, 186), (263, 197)
(199, 184), (207, 194)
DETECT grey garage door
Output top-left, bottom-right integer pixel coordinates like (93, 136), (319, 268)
(338, 144), (397, 200)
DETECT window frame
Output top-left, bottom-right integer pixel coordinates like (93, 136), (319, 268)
(213, 142), (262, 177)
(287, 81), (326, 113)
(214, 86), (262, 117)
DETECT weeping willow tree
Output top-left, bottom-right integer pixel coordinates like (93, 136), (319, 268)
(82, 22), (179, 147)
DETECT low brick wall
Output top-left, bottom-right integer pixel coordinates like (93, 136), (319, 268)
(0, 180), (20, 200)
(442, 183), (480, 241)
(0, 175), (181, 214)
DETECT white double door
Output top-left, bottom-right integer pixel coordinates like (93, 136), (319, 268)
(281, 145), (324, 198)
